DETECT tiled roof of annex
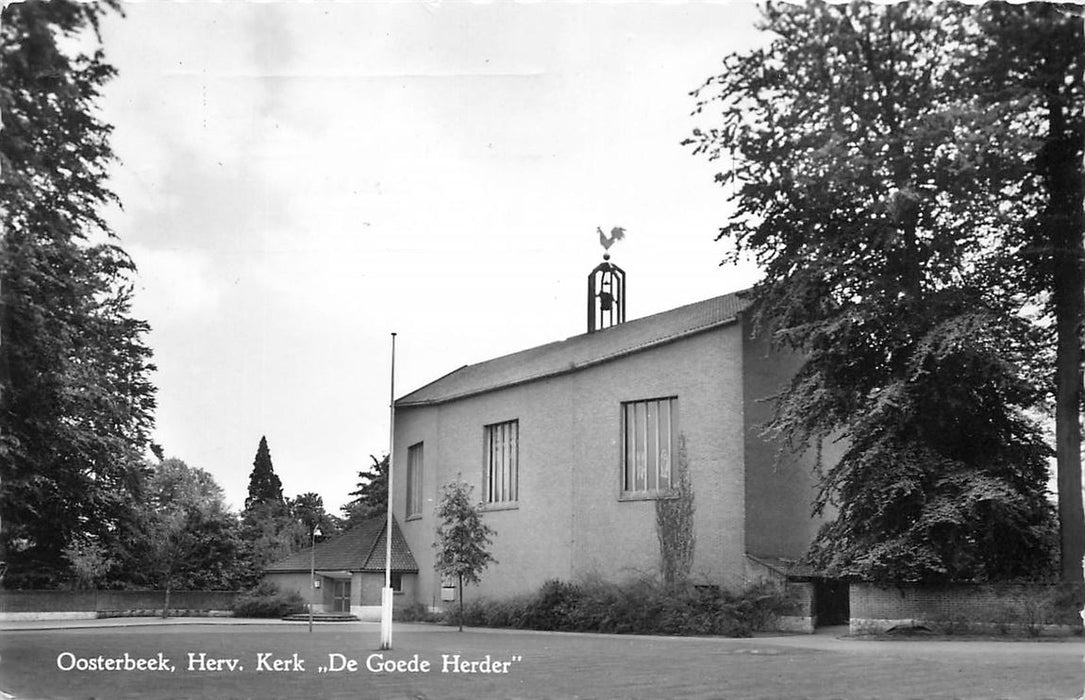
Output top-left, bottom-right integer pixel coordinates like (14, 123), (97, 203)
(396, 290), (750, 408)
(264, 516), (418, 573)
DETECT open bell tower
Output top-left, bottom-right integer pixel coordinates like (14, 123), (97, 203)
(588, 226), (627, 333)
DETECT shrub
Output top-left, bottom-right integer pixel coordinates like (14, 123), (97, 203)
(728, 580), (801, 632)
(1047, 582), (1085, 627)
(521, 579), (583, 630)
(444, 595), (533, 629)
(232, 583), (306, 618)
(248, 580), (280, 597)
(931, 583), (1085, 636)
(440, 576), (797, 637)
(993, 583), (1085, 635)
(443, 598), (485, 628)
(1018, 594), (1052, 636)
(395, 602), (441, 623)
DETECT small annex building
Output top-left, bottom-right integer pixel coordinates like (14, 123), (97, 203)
(263, 516), (418, 620)
(389, 257), (836, 620)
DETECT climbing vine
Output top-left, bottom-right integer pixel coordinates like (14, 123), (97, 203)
(655, 434), (695, 585)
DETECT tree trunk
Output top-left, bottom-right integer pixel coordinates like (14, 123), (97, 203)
(1045, 82), (1085, 583)
(457, 574), (463, 632)
(0, 264), (7, 578)
(1052, 185), (1084, 583)
(1054, 292), (1083, 583)
(163, 579), (172, 619)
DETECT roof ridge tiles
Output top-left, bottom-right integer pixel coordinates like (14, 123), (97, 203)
(396, 290), (750, 407)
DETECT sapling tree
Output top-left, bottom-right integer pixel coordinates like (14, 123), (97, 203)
(433, 479), (496, 631)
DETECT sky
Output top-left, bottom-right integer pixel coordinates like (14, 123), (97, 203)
(95, 1), (768, 513)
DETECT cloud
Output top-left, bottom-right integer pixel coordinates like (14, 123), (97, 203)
(96, 0), (770, 511)
(128, 245), (222, 320)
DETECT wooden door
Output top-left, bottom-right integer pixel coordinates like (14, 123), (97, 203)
(333, 580), (351, 613)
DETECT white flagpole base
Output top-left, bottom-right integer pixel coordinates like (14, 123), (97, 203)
(379, 587), (394, 649)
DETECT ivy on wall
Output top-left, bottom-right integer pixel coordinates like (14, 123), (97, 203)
(656, 434), (695, 585)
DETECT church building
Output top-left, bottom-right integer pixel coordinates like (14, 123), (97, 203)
(389, 251), (830, 613)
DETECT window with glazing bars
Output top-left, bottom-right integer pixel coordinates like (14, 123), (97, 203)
(406, 442), (423, 518)
(621, 397), (677, 493)
(484, 420), (518, 503)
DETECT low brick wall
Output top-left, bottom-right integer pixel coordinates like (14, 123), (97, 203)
(0, 590), (241, 620)
(0, 590), (98, 612)
(850, 582), (1085, 636)
(773, 581), (815, 634)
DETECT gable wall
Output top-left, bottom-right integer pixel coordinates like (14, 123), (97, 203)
(566, 323), (747, 588)
(395, 377), (577, 609)
(394, 322), (749, 607)
(742, 329), (833, 560)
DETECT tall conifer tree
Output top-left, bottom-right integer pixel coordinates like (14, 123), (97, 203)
(244, 436), (283, 511)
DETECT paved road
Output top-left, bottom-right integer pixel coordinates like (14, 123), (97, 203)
(1, 619), (1083, 699)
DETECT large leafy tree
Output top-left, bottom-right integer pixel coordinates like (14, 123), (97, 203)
(0, 0), (158, 587)
(233, 492), (334, 589)
(291, 491), (335, 538)
(235, 501), (307, 589)
(340, 454), (389, 528)
(124, 459), (241, 612)
(687, 0), (1058, 582)
(965, 3), (1084, 581)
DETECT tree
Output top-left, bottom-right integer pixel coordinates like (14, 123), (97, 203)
(245, 436), (283, 511)
(687, 1), (1057, 582)
(965, 3), (1084, 581)
(433, 479), (496, 630)
(0, 0), (158, 588)
(340, 454), (389, 528)
(235, 501), (306, 589)
(127, 459), (241, 615)
(233, 441), (324, 588)
(291, 491), (334, 537)
(61, 537), (114, 590)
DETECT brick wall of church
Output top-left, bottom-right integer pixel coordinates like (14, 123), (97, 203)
(394, 322), (753, 607)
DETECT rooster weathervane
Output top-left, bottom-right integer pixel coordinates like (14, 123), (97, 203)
(588, 227), (626, 332)
(597, 226), (626, 258)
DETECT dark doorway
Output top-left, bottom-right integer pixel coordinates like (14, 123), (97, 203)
(332, 580), (351, 613)
(813, 579), (849, 626)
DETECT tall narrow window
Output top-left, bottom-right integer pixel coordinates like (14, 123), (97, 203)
(484, 419), (519, 504)
(621, 397), (677, 495)
(406, 442), (424, 518)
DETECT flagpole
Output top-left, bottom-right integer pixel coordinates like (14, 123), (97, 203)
(380, 332), (396, 650)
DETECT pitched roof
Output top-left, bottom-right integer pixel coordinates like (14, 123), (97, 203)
(264, 516), (418, 574)
(397, 290), (750, 407)
(746, 553), (819, 581)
